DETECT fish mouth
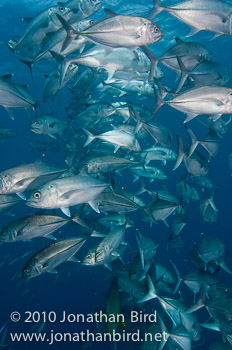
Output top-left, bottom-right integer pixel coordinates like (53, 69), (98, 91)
(26, 199), (41, 208)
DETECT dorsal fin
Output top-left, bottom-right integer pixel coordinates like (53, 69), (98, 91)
(22, 17), (32, 23)
(0, 74), (14, 80)
(103, 7), (117, 18)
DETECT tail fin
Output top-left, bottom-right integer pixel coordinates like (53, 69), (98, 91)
(141, 46), (158, 81)
(185, 126), (199, 157)
(170, 260), (182, 294)
(82, 128), (95, 147)
(176, 56), (189, 93)
(137, 274), (157, 303)
(56, 13), (78, 52)
(151, 81), (165, 118)
(147, 0), (164, 19)
(173, 135), (184, 170)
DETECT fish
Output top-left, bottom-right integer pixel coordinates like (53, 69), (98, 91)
(26, 174), (109, 215)
(0, 194), (23, 215)
(174, 135), (209, 177)
(62, 0), (102, 23)
(22, 237), (86, 278)
(0, 128), (16, 140)
(96, 191), (142, 213)
(0, 74), (36, 119)
(154, 85), (232, 123)
(83, 126), (141, 153)
(176, 177), (200, 202)
(197, 235), (232, 273)
(51, 46), (159, 87)
(127, 165), (167, 182)
(57, 9), (163, 50)
(199, 188), (218, 224)
(77, 154), (139, 174)
(30, 114), (69, 138)
(0, 159), (67, 195)
(0, 212), (87, 242)
(158, 36), (212, 72)
(149, 0), (232, 37)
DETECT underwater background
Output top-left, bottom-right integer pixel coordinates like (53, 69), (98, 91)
(0, 0), (232, 349)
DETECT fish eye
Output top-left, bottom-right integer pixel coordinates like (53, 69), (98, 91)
(90, 20), (95, 25)
(59, 6), (65, 12)
(34, 121), (39, 126)
(23, 269), (29, 274)
(154, 27), (160, 33)
(68, 63), (76, 70)
(33, 191), (41, 199)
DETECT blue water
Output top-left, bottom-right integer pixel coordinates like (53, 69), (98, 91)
(0, 1), (232, 349)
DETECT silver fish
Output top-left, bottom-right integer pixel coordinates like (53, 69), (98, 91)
(0, 160), (67, 195)
(59, 9), (163, 49)
(30, 114), (68, 138)
(26, 174), (109, 215)
(22, 237), (86, 278)
(83, 127), (141, 152)
(150, 0), (232, 36)
(0, 74), (36, 119)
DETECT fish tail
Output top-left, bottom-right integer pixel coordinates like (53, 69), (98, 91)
(170, 260), (182, 294)
(173, 135), (184, 170)
(55, 13), (79, 52)
(147, 0), (164, 19)
(176, 56), (189, 93)
(185, 126), (199, 157)
(151, 80), (165, 118)
(141, 46), (159, 81)
(82, 128), (95, 147)
(137, 274), (157, 303)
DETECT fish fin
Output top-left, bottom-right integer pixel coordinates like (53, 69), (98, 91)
(137, 274), (157, 303)
(103, 7), (117, 18)
(184, 285), (205, 313)
(55, 13), (78, 51)
(90, 231), (107, 238)
(212, 114), (222, 122)
(68, 256), (81, 263)
(173, 135), (184, 170)
(104, 263), (112, 271)
(49, 50), (65, 64)
(111, 251), (120, 257)
(5, 108), (15, 120)
(186, 26), (201, 37)
(218, 256), (232, 275)
(184, 112), (199, 123)
(60, 207), (71, 217)
(82, 128), (95, 147)
(141, 46), (158, 81)
(1, 74), (14, 80)
(88, 200), (100, 213)
(147, 0), (164, 19)
(174, 36), (183, 44)
(16, 192), (26, 200)
(105, 68), (116, 83)
(176, 56), (188, 93)
(151, 81), (164, 118)
(22, 16), (32, 23)
(185, 126), (199, 157)
(46, 234), (57, 240)
(48, 134), (58, 139)
(113, 145), (120, 153)
(169, 260), (182, 294)
(18, 58), (33, 80)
